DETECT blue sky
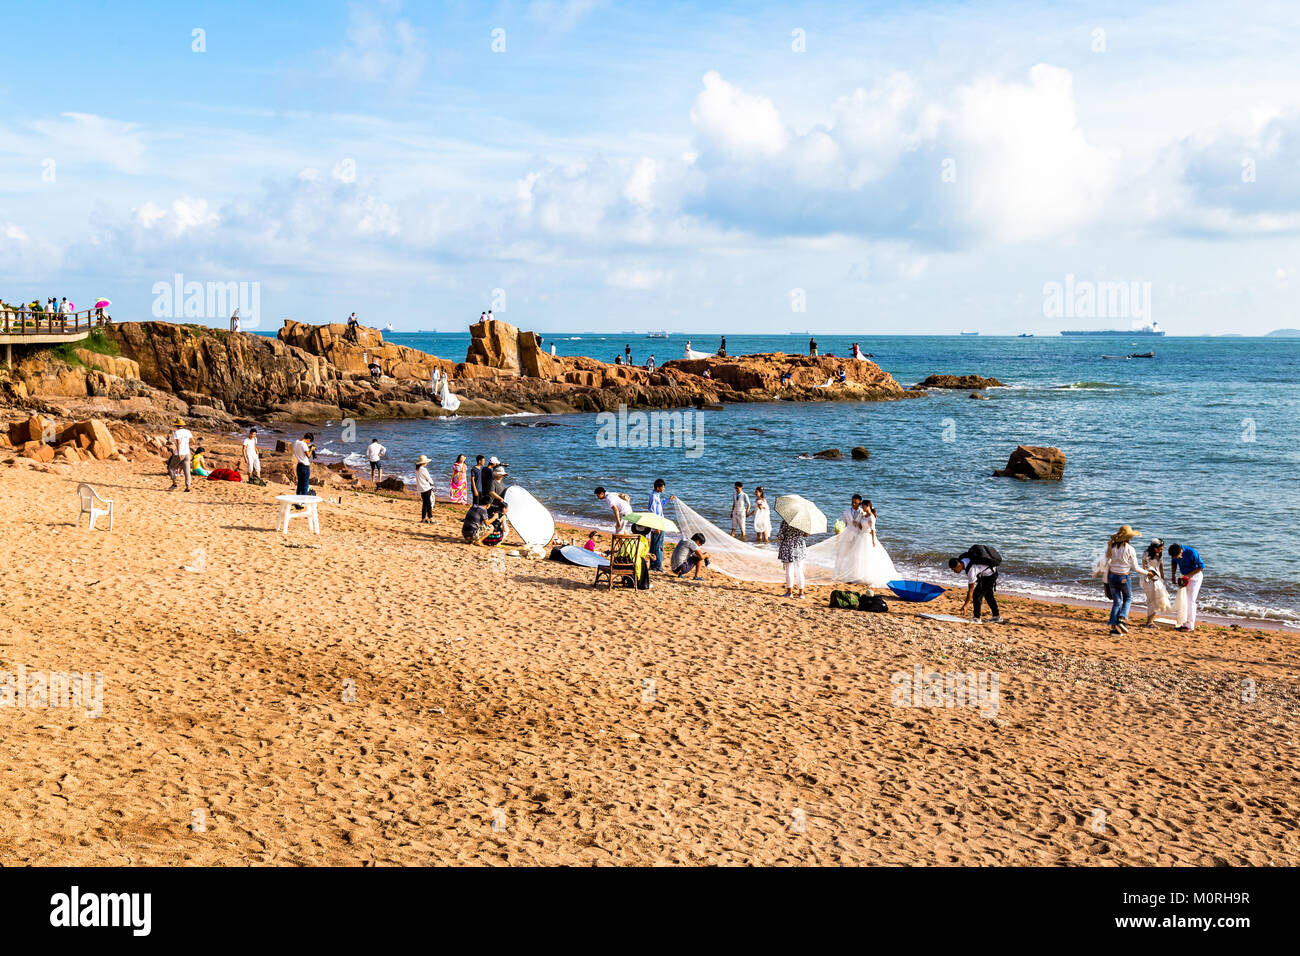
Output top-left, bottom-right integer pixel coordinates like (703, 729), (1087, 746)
(2, 0), (1299, 334)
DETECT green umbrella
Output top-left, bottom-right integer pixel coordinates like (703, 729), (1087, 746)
(624, 512), (679, 533)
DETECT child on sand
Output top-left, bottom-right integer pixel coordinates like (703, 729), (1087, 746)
(191, 447), (211, 477)
(583, 532), (598, 552)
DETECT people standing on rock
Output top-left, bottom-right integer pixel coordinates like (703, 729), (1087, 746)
(851, 342), (862, 360)
(949, 545), (1003, 623)
(346, 313), (360, 342)
(169, 417), (194, 493)
(1140, 538), (1172, 626)
(431, 366), (443, 397)
(449, 454), (468, 505)
(614, 355), (622, 366)
(366, 438), (387, 482)
(1168, 543), (1206, 631)
(292, 432), (315, 498)
(415, 455), (436, 523)
(1099, 525), (1156, 635)
(624, 344), (632, 364)
(594, 486), (632, 533)
(368, 360), (382, 383)
(809, 337), (818, 356)
(241, 428), (263, 485)
(777, 519), (809, 599)
(750, 485), (772, 544)
(646, 355), (656, 371)
(731, 481), (751, 540)
(230, 308), (240, 333)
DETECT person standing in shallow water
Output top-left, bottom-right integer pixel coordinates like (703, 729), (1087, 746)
(730, 481), (751, 540)
(750, 486), (772, 543)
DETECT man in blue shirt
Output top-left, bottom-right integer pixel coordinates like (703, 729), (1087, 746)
(648, 479), (672, 571)
(1168, 544), (1205, 631)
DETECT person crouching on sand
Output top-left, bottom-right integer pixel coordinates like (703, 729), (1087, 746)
(777, 519), (808, 599)
(481, 503), (510, 547)
(1099, 525), (1156, 635)
(671, 533), (710, 580)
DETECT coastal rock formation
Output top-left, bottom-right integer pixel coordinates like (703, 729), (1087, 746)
(851, 446), (870, 460)
(917, 374), (1008, 389)
(994, 445), (1065, 480)
(812, 448), (843, 460)
(668, 352), (908, 402)
(970, 392), (988, 400)
(0, 318), (918, 425)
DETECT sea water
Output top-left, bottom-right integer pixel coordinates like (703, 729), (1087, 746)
(297, 332), (1300, 624)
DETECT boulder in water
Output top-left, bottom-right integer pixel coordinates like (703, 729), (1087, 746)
(812, 448), (842, 460)
(850, 446), (870, 460)
(994, 445), (1065, 480)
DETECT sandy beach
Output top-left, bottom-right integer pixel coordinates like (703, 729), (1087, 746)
(2, 444), (1297, 866)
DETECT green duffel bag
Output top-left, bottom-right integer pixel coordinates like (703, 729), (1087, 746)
(829, 589), (859, 610)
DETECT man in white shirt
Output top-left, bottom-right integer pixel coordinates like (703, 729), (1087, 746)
(366, 438), (387, 481)
(594, 486), (632, 532)
(949, 550), (1004, 623)
(230, 308), (240, 333)
(241, 428), (262, 484)
(731, 482), (751, 540)
(292, 433), (314, 497)
(170, 418), (194, 492)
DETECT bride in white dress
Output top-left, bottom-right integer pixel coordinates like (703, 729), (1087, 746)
(834, 497), (897, 588)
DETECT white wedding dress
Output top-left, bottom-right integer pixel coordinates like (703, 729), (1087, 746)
(834, 510), (897, 587)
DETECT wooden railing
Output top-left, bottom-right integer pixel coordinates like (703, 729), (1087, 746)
(0, 308), (101, 336)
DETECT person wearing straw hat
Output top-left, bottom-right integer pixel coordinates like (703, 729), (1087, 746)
(415, 455), (436, 523)
(169, 417), (194, 492)
(1100, 525), (1156, 635)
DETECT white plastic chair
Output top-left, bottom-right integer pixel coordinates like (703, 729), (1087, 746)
(275, 494), (322, 534)
(77, 482), (114, 531)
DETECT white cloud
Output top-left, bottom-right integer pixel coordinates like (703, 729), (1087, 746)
(690, 71), (789, 160)
(623, 158), (657, 207)
(333, 2), (427, 90)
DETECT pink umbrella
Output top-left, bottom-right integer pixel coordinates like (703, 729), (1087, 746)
(95, 298), (111, 309)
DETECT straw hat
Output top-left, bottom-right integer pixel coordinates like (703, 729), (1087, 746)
(172, 417), (185, 427)
(1112, 525), (1141, 543)
(415, 455), (431, 466)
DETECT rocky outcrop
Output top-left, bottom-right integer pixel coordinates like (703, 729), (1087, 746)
(850, 446), (870, 460)
(994, 445), (1065, 480)
(278, 321), (452, 381)
(811, 448), (843, 460)
(917, 374), (1007, 389)
(74, 349), (139, 380)
(668, 352), (908, 402)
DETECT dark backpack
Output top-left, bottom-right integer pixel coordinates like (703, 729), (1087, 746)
(857, 593), (889, 613)
(961, 544), (1003, 568)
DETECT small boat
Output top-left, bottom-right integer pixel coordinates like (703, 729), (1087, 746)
(645, 331), (670, 339)
(960, 330), (979, 336)
(1018, 332), (1034, 337)
(384, 322), (395, 332)
(1102, 354), (1129, 360)
(887, 580), (946, 603)
(1129, 351), (1155, 359)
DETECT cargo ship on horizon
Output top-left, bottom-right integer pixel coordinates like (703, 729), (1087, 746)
(1061, 322), (1165, 336)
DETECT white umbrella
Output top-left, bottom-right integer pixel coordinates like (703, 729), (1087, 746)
(774, 494), (827, 534)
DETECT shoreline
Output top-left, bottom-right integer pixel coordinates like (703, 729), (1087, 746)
(220, 419), (1300, 630)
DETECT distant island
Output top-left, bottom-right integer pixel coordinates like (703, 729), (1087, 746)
(1266, 328), (1300, 337)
